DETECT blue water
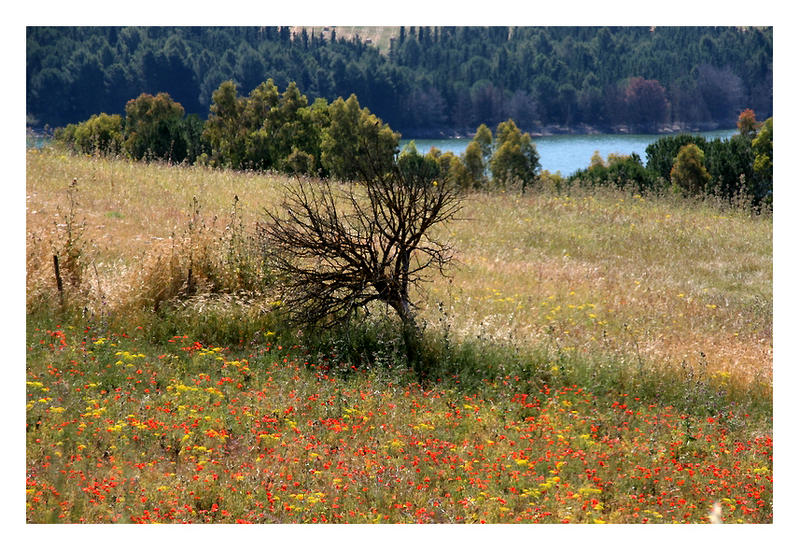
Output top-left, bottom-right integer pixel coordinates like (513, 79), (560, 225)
(27, 136), (50, 149)
(401, 129), (737, 177)
(30, 128), (738, 177)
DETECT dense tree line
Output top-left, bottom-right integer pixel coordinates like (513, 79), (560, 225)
(54, 78), (544, 192)
(55, 73), (772, 209)
(28, 26), (772, 135)
(568, 110), (773, 207)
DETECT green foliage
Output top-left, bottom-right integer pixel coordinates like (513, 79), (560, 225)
(435, 150), (473, 190)
(54, 97), (204, 163)
(124, 92), (188, 161)
(538, 170), (566, 191)
(752, 117), (772, 203)
(27, 26), (773, 133)
(202, 80), (335, 175)
(265, 82), (323, 174)
(53, 123), (78, 148)
(203, 80), (247, 168)
(284, 148), (316, 176)
(570, 151), (654, 192)
(320, 94), (400, 181)
(645, 134), (708, 182)
(606, 153), (653, 191)
(56, 113), (124, 155)
(397, 142), (442, 183)
(181, 114), (211, 164)
(488, 119), (541, 190)
(570, 156), (609, 187)
(752, 118), (773, 174)
(55, 78), (401, 182)
(704, 135), (755, 200)
(74, 113), (124, 155)
(473, 124), (493, 159)
(643, 126), (771, 206)
(670, 143), (711, 196)
(462, 140), (488, 188)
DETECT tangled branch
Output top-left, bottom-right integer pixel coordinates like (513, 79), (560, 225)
(261, 147), (461, 329)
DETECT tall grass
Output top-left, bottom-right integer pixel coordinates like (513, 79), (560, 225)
(26, 147), (772, 393)
(423, 186), (771, 389)
(25, 148), (773, 524)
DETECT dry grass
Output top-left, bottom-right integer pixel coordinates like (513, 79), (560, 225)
(26, 148), (772, 387)
(421, 189), (772, 387)
(290, 26), (399, 53)
(26, 150), (281, 314)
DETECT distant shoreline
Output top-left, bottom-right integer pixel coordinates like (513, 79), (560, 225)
(26, 119), (731, 142)
(398, 121), (730, 140)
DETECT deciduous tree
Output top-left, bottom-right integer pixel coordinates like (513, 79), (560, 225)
(624, 77), (669, 132)
(737, 108), (759, 138)
(261, 152), (461, 368)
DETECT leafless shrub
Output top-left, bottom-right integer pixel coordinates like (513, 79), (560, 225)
(261, 155), (462, 334)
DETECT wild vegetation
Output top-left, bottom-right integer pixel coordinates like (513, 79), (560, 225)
(53, 75), (773, 212)
(568, 112), (773, 207)
(26, 23), (773, 527)
(26, 144), (772, 523)
(27, 26), (772, 134)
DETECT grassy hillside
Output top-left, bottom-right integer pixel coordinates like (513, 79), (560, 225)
(25, 148), (772, 523)
(291, 26), (399, 53)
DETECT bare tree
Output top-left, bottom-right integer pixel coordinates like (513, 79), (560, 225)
(261, 151), (461, 350)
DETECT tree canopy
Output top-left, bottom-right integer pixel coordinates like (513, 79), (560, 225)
(28, 26), (772, 135)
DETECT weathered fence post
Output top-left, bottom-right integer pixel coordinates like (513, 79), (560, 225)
(53, 254), (64, 307)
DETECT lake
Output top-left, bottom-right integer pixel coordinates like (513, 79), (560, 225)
(401, 128), (737, 177)
(29, 128), (738, 177)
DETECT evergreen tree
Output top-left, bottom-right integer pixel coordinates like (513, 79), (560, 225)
(489, 119), (541, 190)
(124, 92), (188, 161)
(670, 143), (710, 196)
(29, 26), (772, 135)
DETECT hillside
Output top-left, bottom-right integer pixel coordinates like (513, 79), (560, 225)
(27, 26), (772, 135)
(26, 148), (772, 383)
(290, 26), (399, 53)
(25, 148), (772, 523)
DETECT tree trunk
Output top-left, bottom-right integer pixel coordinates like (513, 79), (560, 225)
(397, 304), (424, 381)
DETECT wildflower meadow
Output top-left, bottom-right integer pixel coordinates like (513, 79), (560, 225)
(25, 148), (772, 525)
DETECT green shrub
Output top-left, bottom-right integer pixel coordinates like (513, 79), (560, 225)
(397, 142), (441, 182)
(73, 113), (124, 155)
(284, 147), (316, 175)
(670, 143), (711, 196)
(53, 123), (78, 149)
(704, 135), (755, 200)
(645, 134), (708, 182)
(569, 152), (654, 192)
(752, 117), (773, 205)
(606, 153), (654, 191)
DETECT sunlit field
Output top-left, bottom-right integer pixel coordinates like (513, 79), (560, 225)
(26, 148), (772, 523)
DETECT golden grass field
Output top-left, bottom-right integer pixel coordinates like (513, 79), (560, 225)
(26, 148), (772, 387)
